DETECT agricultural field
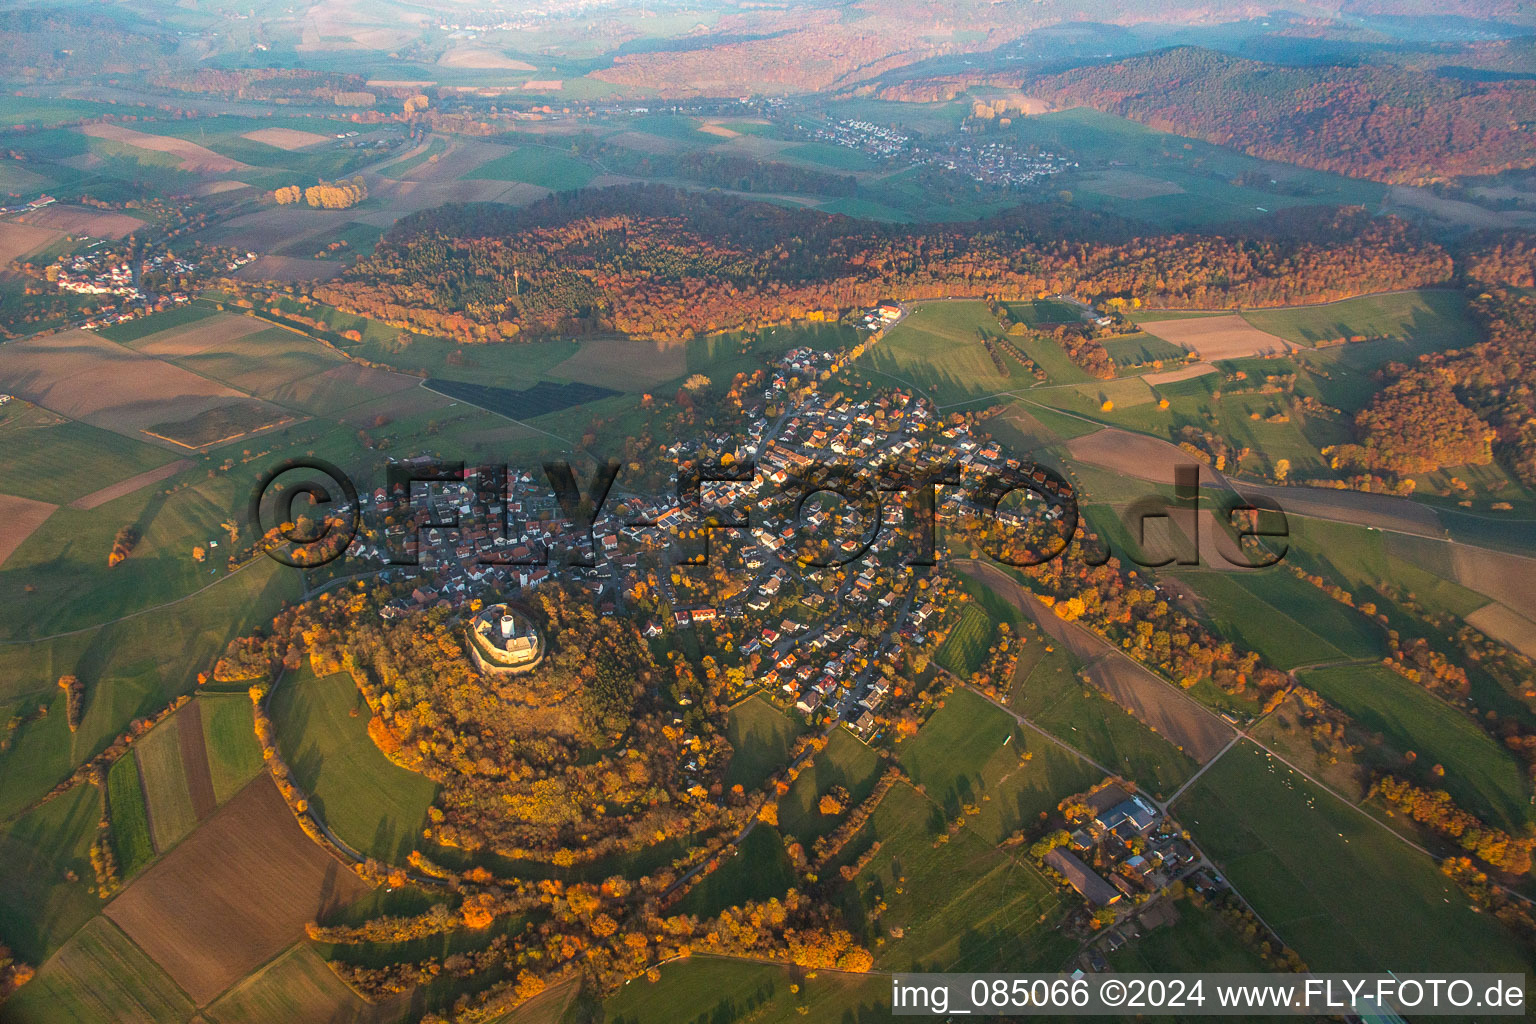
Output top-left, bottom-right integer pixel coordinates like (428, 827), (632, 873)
(462, 146), (596, 189)
(0, 493), (56, 568)
(268, 669), (439, 862)
(1004, 298), (1082, 327)
(1009, 637), (1198, 800)
(934, 604), (993, 677)
(1004, 108), (1385, 228)
(0, 916), (193, 1024)
(1100, 332), (1190, 368)
(1298, 664), (1532, 830)
(545, 338), (688, 389)
(0, 405), (179, 506)
(723, 695), (804, 791)
(898, 686), (1102, 843)
(0, 220), (64, 264)
(1168, 570), (1384, 670)
(0, 329), (289, 448)
(1177, 742), (1531, 973)
(103, 774), (372, 1005)
(603, 954), (888, 1024)
(106, 752), (155, 878)
(1137, 315), (1294, 361)
(964, 559), (1242, 755)
(1243, 289), (1474, 354)
(132, 714), (201, 852)
(424, 378), (621, 423)
(838, 776), (1077, 972)
(199, 693), (265, 805)
(203, 942), (385, 1024)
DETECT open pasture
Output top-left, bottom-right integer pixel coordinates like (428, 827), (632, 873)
(0, 786), (101, 963)
(775, 728), (883, 846)
(0, 329), (288, 447)
(845, 776), (1076, 972)
(1244, 289), (1474, 354)
(898, 686), (1101, 841)
(858, 300), (1016, 404)
(545, 337), (686, 388)
(1010, 638), (1197, 799)
(723, 694), (804, 791)
(104, 774), (372, 1005)
(1177, 742), (1531, 972)
(462, 145), (596, 189)
(676, 825), (795, 918)
(78, 123), (249, 174)
(1139, 314), (1295, 360)
(0, 916), (193, 1024)
(1173, 569), (1382, 669)
(604, 954), (888, 1024)
(269, 669), (438, 862)
(1299, 664), (1531, 830)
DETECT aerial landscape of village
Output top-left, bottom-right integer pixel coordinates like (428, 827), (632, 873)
(2, 0), (1536, 1020)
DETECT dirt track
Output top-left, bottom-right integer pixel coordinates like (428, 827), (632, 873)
(69, 459), (190, 510)
(954, 560), (1235, 762)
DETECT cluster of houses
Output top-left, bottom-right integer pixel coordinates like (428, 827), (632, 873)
(53, 251), (138, 297)
(326, 339), (1070, 739)
(808, 117), (911, 159)
(915, 139), (1075, 191)
(1045, 784), (1199, 917)
(852, 303), (902, 331)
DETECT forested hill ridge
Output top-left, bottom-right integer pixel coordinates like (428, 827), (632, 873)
(313, 186), (1452, 344)
(1023, 47), (1536, 186)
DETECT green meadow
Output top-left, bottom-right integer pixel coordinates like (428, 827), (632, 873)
(1178, 742), (1531, 973)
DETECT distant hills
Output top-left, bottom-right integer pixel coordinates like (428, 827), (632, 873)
(1024, 47), (1536, 185)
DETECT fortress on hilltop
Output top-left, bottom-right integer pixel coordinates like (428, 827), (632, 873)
(467, 603), (544, 676)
